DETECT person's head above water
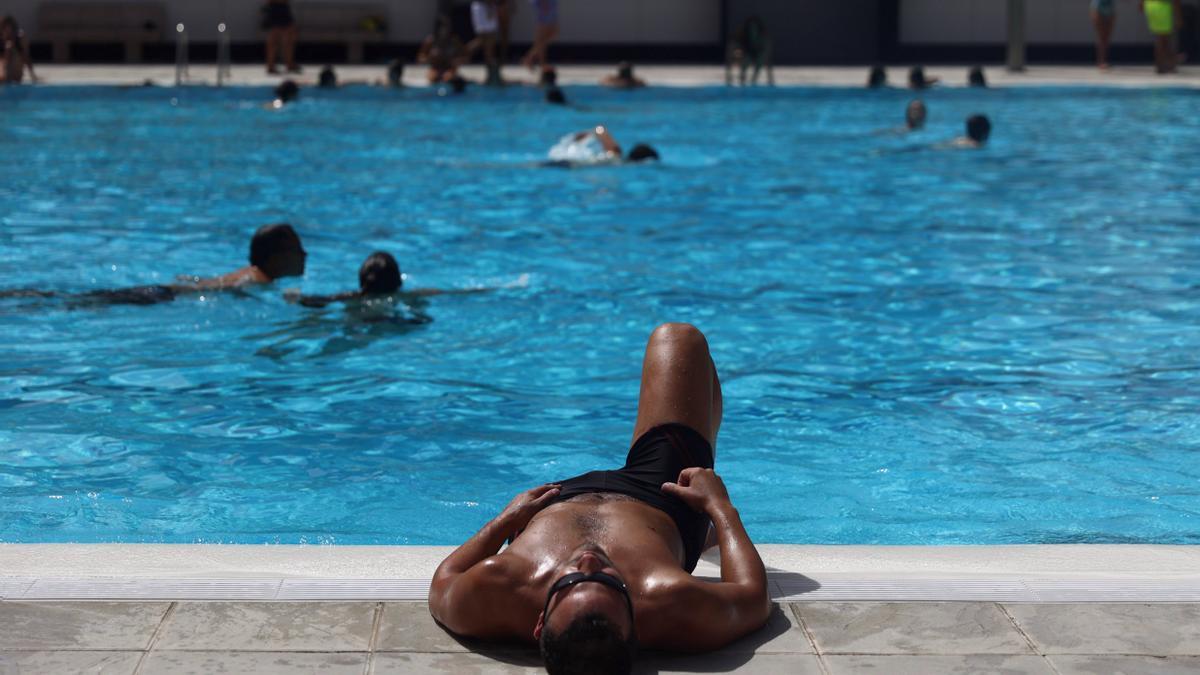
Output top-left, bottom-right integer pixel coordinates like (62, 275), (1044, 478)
(617, 61), (634, 80)
(535, 547), (636, 675)
(908, 66), (929, 89)
(540, 66), (558, 87)
(274, 79), (300, 103)
(905, 99), (927, 130)
(867, 65), (887, 88)
(966, 114), (992, 144)
(249, 223), (306, 280)
(318, 64), (337, 88)
(358, 251), (402, 294)
(546, 86), (567, 105)
(968, 65), (987, 88)
(626, 144), (659, 163)
(387, 59), (405, 87)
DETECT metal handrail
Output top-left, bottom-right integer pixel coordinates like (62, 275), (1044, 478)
(174, 23), (189, 85)
(217, 22), (231, 86)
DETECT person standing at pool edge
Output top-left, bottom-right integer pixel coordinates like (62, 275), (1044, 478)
(430, 323), (771, 673)
(1141, 0), (1185, 73)
(1090, 0), (1118, 70)
(263, 0), (299, 75)
(0, 16), (36, 84)
(522, 0), (559, 72)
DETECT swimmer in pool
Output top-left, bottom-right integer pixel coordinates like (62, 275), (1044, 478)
(8, 223), (308, 307)
(908, 65), (939, 90)
(600, 62), (646, 89)
(946, 114), (992, 149)
(267, 79), (299, 109)
(905, 100), (927, 131)
(284, 251), (501, 309)
(546, 126), (659, 166)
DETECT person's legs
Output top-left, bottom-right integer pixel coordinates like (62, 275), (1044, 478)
(631, 323), (723, 452)
(284, 25), (298, 71)
(1091, 10), (1114, 68)
(266, 28), (280, 72)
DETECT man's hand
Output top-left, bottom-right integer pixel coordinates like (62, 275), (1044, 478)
(499, 483), (561, 536)
(662, 468), (731, 516)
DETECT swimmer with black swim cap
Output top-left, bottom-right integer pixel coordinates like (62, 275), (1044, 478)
(908, 65), (939, 90)
(286, 251), (501, 309)
(387, 59), (404, 87)
(269, 79), (299, 109)
(867, 64), (887, 88)
(545, 86), (567, 105)
(947, 114), (992, 149)
(318, 64), (337, 88)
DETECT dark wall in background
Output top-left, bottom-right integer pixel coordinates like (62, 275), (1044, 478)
(726, 0), (883, 64)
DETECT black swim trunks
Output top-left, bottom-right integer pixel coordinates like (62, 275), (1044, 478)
(552, 423), (714, 573)
(263, 1), (296, 29)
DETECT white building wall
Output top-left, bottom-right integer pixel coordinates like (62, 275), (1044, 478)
(2, 0), (720, 44)
(900, 0), (1158, 45)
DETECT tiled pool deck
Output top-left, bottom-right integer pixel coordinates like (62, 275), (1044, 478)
(2, 545), (1199, 673)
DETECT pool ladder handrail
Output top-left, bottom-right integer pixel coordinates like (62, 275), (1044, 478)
(216, 23), (232, 87)
(174, 23), (189, 86)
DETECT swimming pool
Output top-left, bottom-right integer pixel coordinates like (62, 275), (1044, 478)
(1, 84), (1197, 545)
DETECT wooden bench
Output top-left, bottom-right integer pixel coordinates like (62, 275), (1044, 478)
(293, 2), (388, 63)
(37, 1), (166, 63)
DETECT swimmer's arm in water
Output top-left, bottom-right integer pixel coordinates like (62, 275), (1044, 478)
(404, 274), (529, 298)
(283, 289), (362, 308)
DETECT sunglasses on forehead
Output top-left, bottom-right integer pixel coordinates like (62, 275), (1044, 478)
(543, 571), (634, 621)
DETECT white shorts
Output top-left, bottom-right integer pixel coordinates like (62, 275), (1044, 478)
(471, 2), (498, 34)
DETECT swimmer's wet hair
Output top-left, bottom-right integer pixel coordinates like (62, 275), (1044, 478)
(546, 87), (567, 105)
(359, 251), (402, 294)
(868, 65), (887, 88)
(908, 66), (928, 89)
(540, 612), (634, 675)
(249, 223), (303, 269)
(540, 66), (558, 87)
(387, 59), (405, 86)
(617, 61), (634, 80)
(969, 65), (987, 88)
(318, 65), (337, 88)
(274, 79), (300, 102)
(627, 144), (659, 162)
(966, 114), (992, 143)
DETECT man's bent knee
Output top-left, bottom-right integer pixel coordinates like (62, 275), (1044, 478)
(648, 322), (710, 357)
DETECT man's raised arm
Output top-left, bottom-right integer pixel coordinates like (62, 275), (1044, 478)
(658, 468), (771, 651)
(428, 483), (560, 639)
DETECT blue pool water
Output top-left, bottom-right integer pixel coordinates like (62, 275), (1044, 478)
(1, 85), (1198, 545)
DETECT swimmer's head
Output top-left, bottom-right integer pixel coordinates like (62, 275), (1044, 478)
(626, 144), (659, 163)
(617, 62), (634, 80)
(905, 99), (927, 130)
(450, 76), (468, 94)
(318, 65), (337, 88)
(868, 65), (887, 88)
(274, 79), (300, 103)
(249, 223), (306, 280)
(908, 66), (928, 89)
(359, 251), (402, 294)
(966, 114), (992, 144)
(387, 59), (405, 87)
(968, 65), (987, 88)
(540, 66), (558, 87)
(546, 87), (567, 105)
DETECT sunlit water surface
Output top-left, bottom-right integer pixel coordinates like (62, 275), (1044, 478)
(1, 85), (1198, 544)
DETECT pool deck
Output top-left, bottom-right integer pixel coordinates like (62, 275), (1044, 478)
(2, 545), (1198, 673)
(16, 63), (1200, 88)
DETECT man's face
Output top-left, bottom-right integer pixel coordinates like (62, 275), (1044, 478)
(907, 102), (926, 129)
(535, 547), (633, 641)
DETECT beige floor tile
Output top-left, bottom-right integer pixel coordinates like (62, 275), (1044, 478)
(638, 653), (823, 674)
(825, 654), (1055, 674)
(139, 651), (366, 675)
(154, 602), (375, 651)
(0, 650), (141, 674)
(1050, 655), (1200, 674)
(717, 603), (813, 654)
(798, 602), (1032, 655)
(371, 651), (543, 674)
(375, 602), (472, 653)
(0, 602), (168, 650)
(1005, 604), (1200, 655)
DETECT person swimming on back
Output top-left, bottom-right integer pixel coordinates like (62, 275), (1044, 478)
(285, 251), (499, 309)
(546, 126), (659, 167)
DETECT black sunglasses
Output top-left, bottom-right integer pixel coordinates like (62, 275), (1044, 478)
(542, 571), (634, 622)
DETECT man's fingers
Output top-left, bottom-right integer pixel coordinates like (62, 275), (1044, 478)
(661, 482), (681, 497)
(529, 483), (561, 497)
(532, 487), (561, 506)
(676, 467), (700, 486)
